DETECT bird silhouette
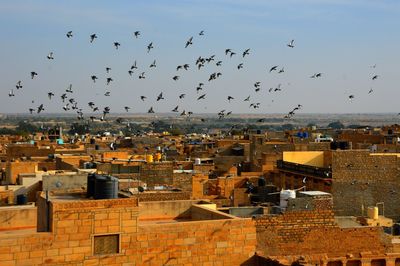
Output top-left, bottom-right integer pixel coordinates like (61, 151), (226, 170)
(287, 39), (295, 48)
(31, 72), (38, 79)
(139, 72), (145, 79)
(179, 94), (186, 99)
(66, 84), (73, 93)
(216, 61), (222, 66)
(278, 67), (284, 73)
(197, 94), (206, 100)
(16, 81), (22, 90)
(134, 31), (140, 38)
(199, 30), (204, 36)
(244, 96), (250, 101)
(131, 61), (138, 70)
(225, 49), (232, 55)
(269, 66), (278, 72)
(106, 77), (113, 85)
(372, 75), (379, 80)
(368, 88), (374, 94)
(237, 63), (243, 70)
(140, 96), (146, 101)
(8, 89), (15, 97)
(150, 60), (156, 68)
(47, 52), (54, 60)
(147, 42), (154, 53)
(242, 49), (250, 57)
(66, 31), (73, 38)
(90, 34), (97, 43)
(227, 96), (234, 102)
(172, 105), (179, 112)
(114, 42), (121, 49)
(47, 92), (54, 100)
(157, 92), (164, 101)
(148, 106), (155, 113)
(91, 75), (98, 83)
(28, 108), (35, 114)
(185, 36), (193, 48)
(37, 104), (44, 113)
(104, 91), (111, 96)
(106, 67), (111, 73)
(172, 76), (179, 81)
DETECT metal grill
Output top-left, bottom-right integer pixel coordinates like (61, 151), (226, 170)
(94, 234), (119, 255)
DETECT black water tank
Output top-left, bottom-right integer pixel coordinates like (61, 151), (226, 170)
(87, 173), (96, 198)
(258, 176), (266, 187)
(17, 194), (27, 205)
(94, 175), (118, 199)
(95, 144), (100, 150)
(90, 138), (96, 144)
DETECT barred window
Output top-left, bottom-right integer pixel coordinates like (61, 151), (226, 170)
(94, 234), (119, 255)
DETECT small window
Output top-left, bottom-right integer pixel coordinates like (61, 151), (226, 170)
(94, 234), (119, 255)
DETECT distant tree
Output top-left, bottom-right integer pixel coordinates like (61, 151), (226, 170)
(68, 123), (89, 135)
(347, 124), (362, 129)
(170, 128), (184, 136)
(16, 121), (38, 134)
(0, 128), (17, 135)
(328, 121), (345, 129)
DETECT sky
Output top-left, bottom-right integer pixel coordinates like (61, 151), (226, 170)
(0, 0), (400, 115)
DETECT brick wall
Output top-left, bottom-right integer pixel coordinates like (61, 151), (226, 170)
(136, 192), (191, 202)
(172, 172), (193, 191)
(140, 162), (174, 187)
(331, 150), (400, 219)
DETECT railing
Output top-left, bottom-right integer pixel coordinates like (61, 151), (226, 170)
(276, 160), (332, 178)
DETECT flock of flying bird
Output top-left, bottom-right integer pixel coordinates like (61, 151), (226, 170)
(7, 30), (381, 124)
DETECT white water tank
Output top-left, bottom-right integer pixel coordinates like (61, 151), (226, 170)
(280, 190), (296, 208)
(194, 158), (201, 165)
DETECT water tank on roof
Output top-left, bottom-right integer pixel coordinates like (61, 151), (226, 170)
(146, 154), (153, 163)
(17, 194), (27, 205)
(194, 158), (201, 165)
(258, 176), (266, 187)
(154, 153), (161, 161)
(90, 138), (96, 144)
(280, 190), (296, 208)
(87, 173), (96, 198)
(94, 175), (118, 199)
(302, 132), (309, 138)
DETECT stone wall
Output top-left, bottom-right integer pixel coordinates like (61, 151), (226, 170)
(140, 162), (173, 187)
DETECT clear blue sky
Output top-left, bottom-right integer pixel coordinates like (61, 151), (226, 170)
(1, 0), (399, 114)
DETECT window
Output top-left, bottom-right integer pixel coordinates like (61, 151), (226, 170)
(94, 234), (119, 255)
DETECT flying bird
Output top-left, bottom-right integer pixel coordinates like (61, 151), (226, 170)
(47, 92), (54, 100)
(237, 63), (243, 70)
(114, 42), (121, 49)
(172, 76), (179, 81)
(199, 30), (204, 36)
(147, 42), (154, 53)
(37, 104), (44, 114)
(197, 94), (206, 100)
(8, 89), (15, 97)
(140, 96), (146, 101)
(150, 60), (156, 68)
(91, 75), (98, 83)
(134, 31), (140, 38)
(242, 49), (250, 57)
(131, 61), (138, 70)
(66, 84), (73, 93)
(172, 105), (179, 112)
(66, 31), (73, 38)
(16, 81), (22, 90)
(157, 92), (164, 101)
(244, 96), (250, 101)
(216, 61), (222, 66)
(269, 66), (278, 72)
(372, 75), (379, 80)
(104, 91), (111, 96)
(227, 96), (234, 102)
(47, 52), (54, 60)
(90, 34), (97, 43)
(148, 106), (155, 113)
(348, 95), (355, 101)
(106, 77), (113, 85)
(179, 94), (186, 99)
(368, 88), (374, 94)
(139, 72), (145, 79)
(106, 67), (111, 73)
(185, 36), (193, 48)
(31, 72), (38, 79)
(287, 39), (295, 48)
